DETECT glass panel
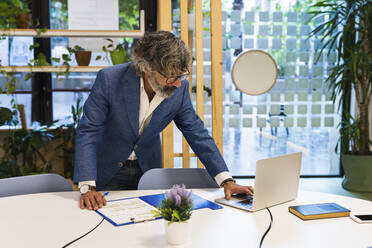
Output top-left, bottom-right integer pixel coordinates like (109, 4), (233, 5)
(218, 0), (340, 176)
(49, 0), (140, 123)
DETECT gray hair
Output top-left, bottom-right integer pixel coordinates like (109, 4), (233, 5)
(130, 31), (192, 76)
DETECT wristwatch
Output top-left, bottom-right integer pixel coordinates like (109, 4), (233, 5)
(79, 184), (96, 194)
(220, 178), (236, 187)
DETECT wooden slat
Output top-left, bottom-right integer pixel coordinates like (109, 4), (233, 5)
(195, 0), (205, 168)
(174, 153), (196, 157)
(0, 66), (106, 73)
(157, 0), (172, 31)
(157, 0), (174, 168)
(180, 0), (191, 168)
(210, 0), (224, 154)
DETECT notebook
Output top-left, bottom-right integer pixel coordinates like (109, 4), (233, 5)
(289, 203), (350, 220)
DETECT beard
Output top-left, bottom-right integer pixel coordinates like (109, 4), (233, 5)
(148, 74), (177, 98)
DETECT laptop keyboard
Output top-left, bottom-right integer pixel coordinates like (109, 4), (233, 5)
(235, 197), (253, 208)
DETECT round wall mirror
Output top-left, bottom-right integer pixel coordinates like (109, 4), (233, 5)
(231, 50), (278, 96)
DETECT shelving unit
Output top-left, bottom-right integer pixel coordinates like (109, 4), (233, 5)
(0, 10), (145, 73)
(2, 29), (143, 38)
(0, 66), (105, 73)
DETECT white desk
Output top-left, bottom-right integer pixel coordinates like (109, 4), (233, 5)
(1, 189), (371, 248)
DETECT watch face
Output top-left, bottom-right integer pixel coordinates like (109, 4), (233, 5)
(80, 185), (89, 194)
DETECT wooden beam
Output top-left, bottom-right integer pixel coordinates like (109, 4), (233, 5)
(174, 153), (196, 157)
(157, 0), (174, 168)
(210, 0), (223, 154)
(157, 0), (172, 31)
(195, 0), (205, 168)
(180, 0), (191, 168)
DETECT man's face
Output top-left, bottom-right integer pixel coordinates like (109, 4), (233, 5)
(148, 71), (183, 98)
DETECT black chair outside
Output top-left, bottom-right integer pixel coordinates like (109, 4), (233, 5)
(268, 104), (289, 136)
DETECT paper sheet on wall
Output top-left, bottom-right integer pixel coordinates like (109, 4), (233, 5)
(0, 38), (9, 66)
(9, 37), (34, 66)
(67, 0), (119, 52)
(98, 198), (157, 225)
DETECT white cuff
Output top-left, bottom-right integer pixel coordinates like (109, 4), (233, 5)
(214, 171), (233, 187)
(78, 181), (96, 189)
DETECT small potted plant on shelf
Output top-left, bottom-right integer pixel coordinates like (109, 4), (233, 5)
(153, 184), (193, 245)
(102, 38), (129, 65)
(0, 0), (31, 29)
(71, 45), (92, 67)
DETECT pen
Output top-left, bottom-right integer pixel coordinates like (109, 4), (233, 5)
(103, 192), (109, 197)
(130, 217), (156, 223)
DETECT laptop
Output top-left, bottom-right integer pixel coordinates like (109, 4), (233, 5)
(215, 152), (302, 212)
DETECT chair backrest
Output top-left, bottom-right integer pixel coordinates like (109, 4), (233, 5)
(0, 173), (73, 197)
(137, 168), (219, 190)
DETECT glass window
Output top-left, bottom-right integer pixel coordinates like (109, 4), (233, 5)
(172, 0), (340, 176)
(50, 0), (140, 124)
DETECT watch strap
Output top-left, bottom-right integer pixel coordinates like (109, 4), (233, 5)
(220, 178), (236, 187)
(80, 184), (96, 194)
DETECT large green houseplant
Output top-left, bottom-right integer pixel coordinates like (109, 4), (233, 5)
(310, 0), (372, 192)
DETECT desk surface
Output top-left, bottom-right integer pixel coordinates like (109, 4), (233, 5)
(1, 189), (371, 248)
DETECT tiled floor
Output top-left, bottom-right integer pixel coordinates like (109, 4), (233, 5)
(174, 126), (340, 176)
(222, 127), (340, 176)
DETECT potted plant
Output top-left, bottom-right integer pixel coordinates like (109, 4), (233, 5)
(102, 38), (129, 65)
(309, 0), (372, 192)
(71, 45), (92, 66)
(0, 0), (31, 29)
(153, 184), (193, 245)
(0, 105), (55, 178)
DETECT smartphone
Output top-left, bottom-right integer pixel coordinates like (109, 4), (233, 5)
(350, 214), (372, 224)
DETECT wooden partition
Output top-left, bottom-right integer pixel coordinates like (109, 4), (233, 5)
(157, 0), (223, 168)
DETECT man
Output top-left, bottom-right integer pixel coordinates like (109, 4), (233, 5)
(74, 31), (254, 210)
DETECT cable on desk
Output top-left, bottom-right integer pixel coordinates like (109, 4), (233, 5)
(62, 218), (104, 248)
(259, 208), (273, 248)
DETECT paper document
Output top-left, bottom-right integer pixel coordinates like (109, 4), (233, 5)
(98, 198), (157, 225)
(67, 0), (119, 52)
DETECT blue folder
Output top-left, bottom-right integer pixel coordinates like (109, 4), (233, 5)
(96, 193), (223, 227)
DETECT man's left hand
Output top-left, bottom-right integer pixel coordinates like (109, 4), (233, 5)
(223, 181), (254, 200)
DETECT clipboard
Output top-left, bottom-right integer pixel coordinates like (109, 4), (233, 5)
(96, 193), (223, 227)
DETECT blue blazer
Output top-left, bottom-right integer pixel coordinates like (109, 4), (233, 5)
(73, 63), (229, 189)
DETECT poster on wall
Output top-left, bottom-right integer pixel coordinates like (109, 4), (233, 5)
(68, 0), (119, 65)
(9, 37), (34, 66)
(0, 38), (9, 66)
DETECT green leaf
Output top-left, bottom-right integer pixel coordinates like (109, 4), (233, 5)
(62, 54), (70, 60)
(74, 45), (84, 51)
(24, 73), (32, 81)
(52, 57), (61, 63)
(171, 209), (181, 222)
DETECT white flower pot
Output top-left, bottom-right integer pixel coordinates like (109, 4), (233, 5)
(164, 219), (190, 245)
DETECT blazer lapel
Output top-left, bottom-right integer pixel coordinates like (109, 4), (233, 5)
(123, 65), (140, 137)
(139, 97), (173, 141)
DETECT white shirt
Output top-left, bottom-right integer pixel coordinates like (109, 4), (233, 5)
(127, 77), (165, 160)
(79, 77), (232, 189)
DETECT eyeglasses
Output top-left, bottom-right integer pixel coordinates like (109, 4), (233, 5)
(157, 71), (190, 84)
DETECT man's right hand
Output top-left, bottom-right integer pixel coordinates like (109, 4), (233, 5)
(80, 191), (107, 210)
